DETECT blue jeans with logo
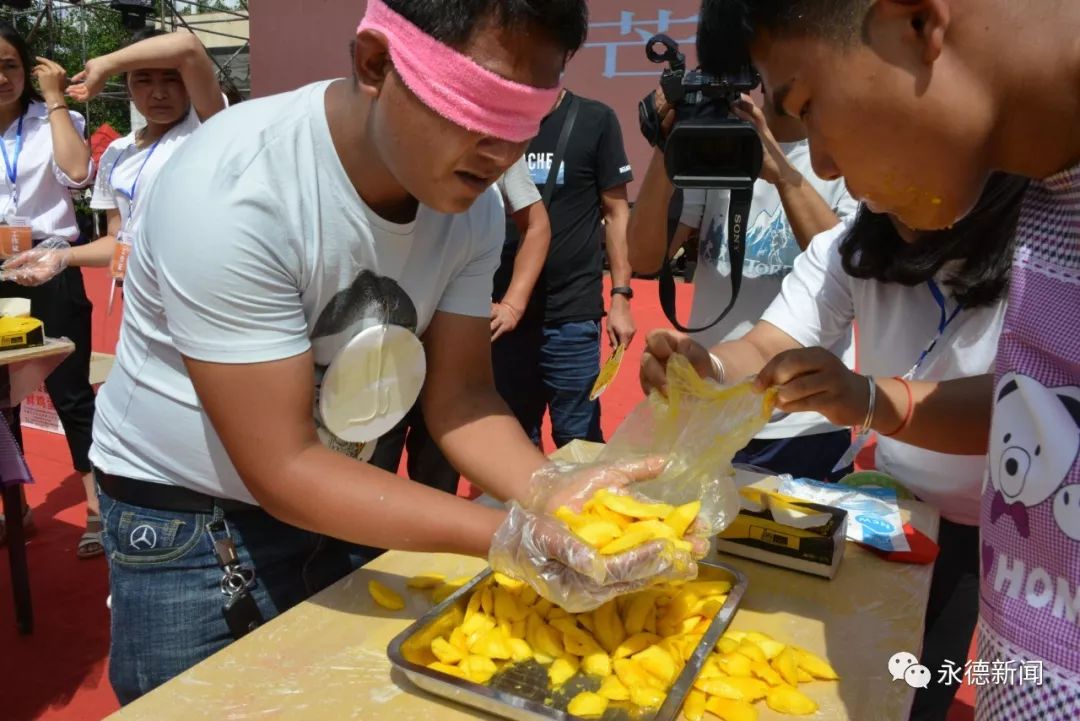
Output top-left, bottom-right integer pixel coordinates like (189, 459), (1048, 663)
(492, 319), (603, 448)
(98, 489), (376, 705)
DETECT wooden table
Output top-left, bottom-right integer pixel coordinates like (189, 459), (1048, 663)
(0, 338), (75, 635)
(107, 445), (940, 721)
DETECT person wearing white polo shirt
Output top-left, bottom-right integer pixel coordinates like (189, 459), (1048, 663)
(0, 23), (96, 557)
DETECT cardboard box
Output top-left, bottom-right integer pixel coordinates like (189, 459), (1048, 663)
(715, 487), (848, 579)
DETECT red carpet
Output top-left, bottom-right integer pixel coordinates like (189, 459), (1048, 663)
(0, 271), (973, 720)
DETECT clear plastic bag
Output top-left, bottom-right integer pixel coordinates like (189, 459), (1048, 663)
(490, 355), (776, 610)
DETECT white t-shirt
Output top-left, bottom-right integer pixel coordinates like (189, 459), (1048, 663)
(681, 140), (858, 439)
(496, 156), (541, 213)
(0, 101), (93, 241)
(89, 81), (505, 504)
(90, 106), (202, 233)
(761, 218), (1006, 525)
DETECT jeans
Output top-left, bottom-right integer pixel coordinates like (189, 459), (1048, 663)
(492, 319), (603, 448)
(98, 488), (377, 705)
(733, 429), (853, 483)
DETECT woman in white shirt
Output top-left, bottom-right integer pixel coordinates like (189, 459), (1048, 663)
(0, 22), (99, 557)
(641, 172), (1029, 721)
(3, 28), (224, 284)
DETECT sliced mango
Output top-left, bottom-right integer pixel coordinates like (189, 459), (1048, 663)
(744, 631), (785, 661)
(633, 645), (679, 686)
(622, 592), (657, 635)
(694, 676), (745, 700)
(736, 641), (766, 664)
(428, 661), (467, 680)
(575, 520), (624, 548)
(793, 646), (840, 680)
(717, 652), (753, 678)
(469, 628), (512, 660)
(596, 489), (674, 519)
(593, 601), (626, 654)
(664, 500), (702, 537)
(368, 579), (405, 610)
(725, 676), (769, 702)
(629, 686), (666, 710)
(567, 691), (609, 719)
(772, 646), (801, 687)
(548, 656), (579, 687)
(492, 571), (525, 591)
(431, 637), (464, 665)
(508, 638), (533, 662)
(582, 651), (612, 677)
(462, 655), (498, 684)
(614, 632), (662, 659)
(597, 674), (630, 701)
(598, 523), (663, 555)
(750, 660), (784, 686)
(766, 685), (818, 715)
(682, 689), (708, 721)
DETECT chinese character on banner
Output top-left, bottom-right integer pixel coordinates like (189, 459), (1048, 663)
(1020, 661), (1044, 686)
(966, 660), (992, 686)
(937, 660), (963, 686)
(990, 660), (1018, 686)
(584, 8), (700, 78)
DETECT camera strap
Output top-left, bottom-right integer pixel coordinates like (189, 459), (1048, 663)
(659, 186), (752, 334)
(542, 94), (579, 207)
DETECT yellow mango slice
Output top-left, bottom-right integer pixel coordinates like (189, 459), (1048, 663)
(664, 500), (702, 537)
(406, 573), (445, 589)
(598, 523), (662, 555)
(798, 668), (814, 683)
(431, 637), (464, 665)
(461, 612), (495, 638)
(548, 656), (579, 687)
(772, 646), (800, 687)
(590, 502), (633, 529)
(690, 597), (727, 620)
(469, 628), (512, 660)
(680, 634), (704, 661)
(567, 691), (609, 719)
(575, 520), (624, 548)
(682, 689), (708, 721)
(549, 606), (571, 620)
(750, 660), (784, 686)
(479, 587), (495, 616)
(681, 616), (704, 634)
(724, 631), (747, 644)
(596, 490), (674, 519)
(717, 652), (753, 678)
(793, 646), (840, 680)
(766, 685), (818, 715)
(533, 598), (554, 618)
(717, 637), (739, 655)
(726, 676), (769, 702)
(700, 657), (723, 679)
(685, 580), (733, 598)
(533, 622), (565, 662)
(630, 686), (667, 709)
(577, 611), (597, 635)
(549, 616), (582, 637)
(593, 601), (626, 654)
(705, 697), (759, 721)
(563, 626), (604, 657)
(693, 676), (745, 700)
(428, 661), (468, 680)
(582, 651), (612, 677)
(462, 655), (498, 684)
(555, 506), (590, 531)
(613, 658), (651, 689)
(597, 674), (630, 701)
(736, 641), (766, 664)
(744, 631), (785, 661)
(519, 585), (539, 607)
(663, 590), (700, 624)
(368, 580), (405, 610)
(509, 620), (527, 640)
(633, 645), (678, 686)
(492, 572), (525, 592)
(614, 632), (662, 659)
(623, 592), (657, 635)
(509, 638), (533, 662)
(450, 627), (470, 653)
(494, 587), (529, 623)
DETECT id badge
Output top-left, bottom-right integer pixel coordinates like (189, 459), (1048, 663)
(111, 231), (133, 281)
(0, 215), (32, 258)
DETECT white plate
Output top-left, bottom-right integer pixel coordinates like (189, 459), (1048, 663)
(319, 324), (426, 444)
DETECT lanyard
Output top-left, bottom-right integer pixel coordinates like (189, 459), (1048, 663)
(110, 135), (163, 220)
(906, 279), (963, 379)
(1, 113), (24, 211)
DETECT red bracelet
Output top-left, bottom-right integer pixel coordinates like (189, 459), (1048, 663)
(882, 376), (914, 437)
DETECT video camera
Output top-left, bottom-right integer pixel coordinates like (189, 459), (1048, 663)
(638, 34), (763, 190)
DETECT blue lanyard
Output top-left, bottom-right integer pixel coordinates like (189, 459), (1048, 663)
(910, 279), (963, 375)
(110, 135), (163, 207)
(0, 113), (24, 187)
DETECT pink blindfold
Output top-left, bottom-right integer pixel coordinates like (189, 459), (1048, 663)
(357, 0), (561, 143)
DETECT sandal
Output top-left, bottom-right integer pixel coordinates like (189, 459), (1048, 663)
(77, 512), (104, 559)
(0, 505), (34, 546)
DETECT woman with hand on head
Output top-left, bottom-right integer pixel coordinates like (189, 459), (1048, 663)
(0, 22), (98, 557)
(2, 28), (225, 291)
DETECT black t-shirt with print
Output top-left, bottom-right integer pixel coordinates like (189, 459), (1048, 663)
(493, 91), (633, 325)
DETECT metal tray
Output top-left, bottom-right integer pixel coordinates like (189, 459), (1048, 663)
(387, 561), (748, 721)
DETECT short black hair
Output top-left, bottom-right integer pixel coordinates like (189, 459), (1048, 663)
(384, 0), (589, 56)
(839, 173), (1029, 309)
(0, 22), (43, 112)
(696, 0), (872, 75)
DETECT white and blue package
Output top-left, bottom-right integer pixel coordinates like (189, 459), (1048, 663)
(777, 477), (910, 553)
